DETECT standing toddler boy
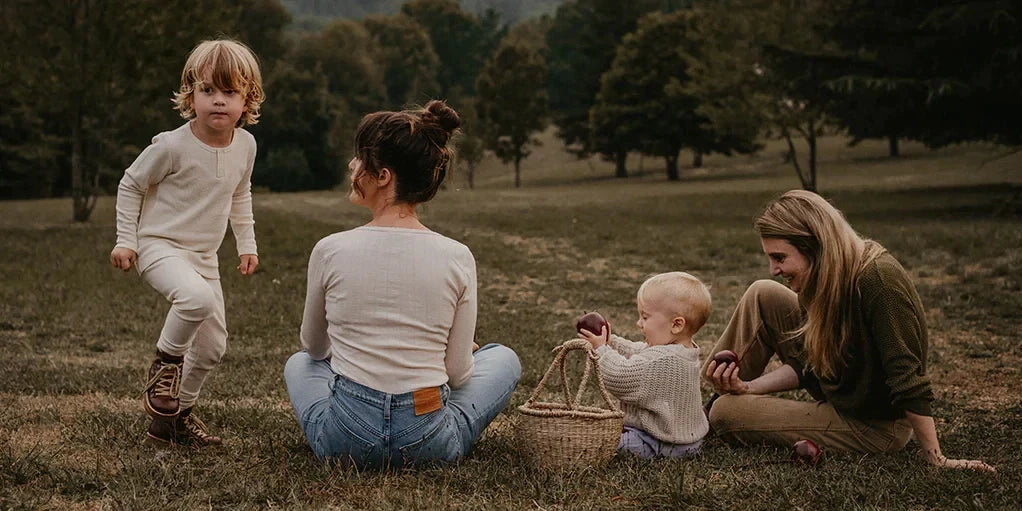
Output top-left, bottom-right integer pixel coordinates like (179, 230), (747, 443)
(110, 38), (264, 446)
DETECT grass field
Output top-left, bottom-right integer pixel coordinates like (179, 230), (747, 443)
(1, 133), (1020, 510)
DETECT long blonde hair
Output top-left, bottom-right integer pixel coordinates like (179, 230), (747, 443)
(754, 190), (885, 379)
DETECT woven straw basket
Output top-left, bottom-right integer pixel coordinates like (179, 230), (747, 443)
(515, 339), (624, 470)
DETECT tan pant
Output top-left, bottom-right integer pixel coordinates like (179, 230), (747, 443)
(142, 256), (228, 409)
(704, 280), (913, 453)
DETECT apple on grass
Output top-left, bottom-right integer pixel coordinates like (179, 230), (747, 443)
(792, 439), (824, 466)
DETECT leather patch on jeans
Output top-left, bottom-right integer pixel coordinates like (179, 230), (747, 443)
(413, 387), (442, 416)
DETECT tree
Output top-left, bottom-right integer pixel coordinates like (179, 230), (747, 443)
(817, 0), (1022, 149)
(687, 0), (839, 191)
(280, 20), (387, 189)
(0, 0), (291, 218)
(249, 62), (341, 191)
(453, 103), (486, 190)
(400, 0), (504, 104)
(679, 2), (768, 164)
(590, 10), (756, 181)
(545, 0), (680, 176)
(476, 42), (548, 188)
(363, 14), (441, 108)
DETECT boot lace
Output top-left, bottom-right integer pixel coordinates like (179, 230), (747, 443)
(182, 414), (214, 441)
(144, 362), (181, 399)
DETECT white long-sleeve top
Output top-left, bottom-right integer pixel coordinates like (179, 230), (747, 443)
(301, 227), (477, 394)
(596, 334), (709, 444)
(114, 122), (258, 278)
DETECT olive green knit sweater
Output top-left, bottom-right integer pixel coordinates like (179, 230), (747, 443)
(790, 252), (934, 420)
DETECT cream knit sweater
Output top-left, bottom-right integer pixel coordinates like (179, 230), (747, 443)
(596, 334), (709, 444)
(114, 122), (258, 278)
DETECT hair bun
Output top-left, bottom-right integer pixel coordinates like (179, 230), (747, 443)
(423, 100), (461, 134)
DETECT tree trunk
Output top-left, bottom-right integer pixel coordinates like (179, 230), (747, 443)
(466, 162), (475, 189)
(806, 129), (817, 192)
(513, 157), (521, 188)
(71, 0), (94, 222)
(888, 136), (899, 157)
(692, 151), (703, 168)
(783, 130), (809, 191)
(614, 151), (627, 178)
(665, 154), (679, 181)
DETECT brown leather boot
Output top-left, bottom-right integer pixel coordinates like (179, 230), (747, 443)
(143, 417), (179, 447)
(142, 350), (183, 419)
(174, 408), (222, 447)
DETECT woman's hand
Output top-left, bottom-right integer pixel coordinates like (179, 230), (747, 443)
(906, 412), (996, 473)
(923, 449), (996, 473)
(705, 360), (750, 395)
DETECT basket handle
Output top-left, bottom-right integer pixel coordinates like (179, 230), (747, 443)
(524, 339), (620, 412)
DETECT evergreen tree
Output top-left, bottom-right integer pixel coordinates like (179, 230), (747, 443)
(820, 0), (1022, 149)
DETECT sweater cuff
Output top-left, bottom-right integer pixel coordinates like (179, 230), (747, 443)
(785, 360), (808, 389)
(898, 398), (932, 417)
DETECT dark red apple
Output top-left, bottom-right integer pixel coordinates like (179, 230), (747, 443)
(575, 311), (608, 336)
(713, 349), (739, 366)
(792, 439), (824, 466)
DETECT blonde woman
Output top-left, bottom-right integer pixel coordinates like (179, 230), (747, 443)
(704, 190), (994, 472)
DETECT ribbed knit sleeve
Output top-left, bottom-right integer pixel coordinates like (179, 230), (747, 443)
(607, 334), (648, 357)
(443, 249), (476, 388)
(229, 132), (258, 256)
(595, 344), (648, 404)
(863, 264), (933, 416)
(114, 141), (174, 252)
(300, 239), (331, 360)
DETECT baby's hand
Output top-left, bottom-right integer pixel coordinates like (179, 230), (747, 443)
(239, 254), (259, 276)
(577, 322), (610, 349)
(109, 247), (137, 272)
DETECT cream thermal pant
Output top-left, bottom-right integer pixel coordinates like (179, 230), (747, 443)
(703, 279), (912, 453)
(142, 256), (228, 409)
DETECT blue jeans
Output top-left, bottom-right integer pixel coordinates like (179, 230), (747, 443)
(283, 343), (521, 468)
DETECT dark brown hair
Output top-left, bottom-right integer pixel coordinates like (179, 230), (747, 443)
(352, 100), (460, 204)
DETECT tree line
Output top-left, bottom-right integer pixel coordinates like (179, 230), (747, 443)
(1, 0), (1019, 221)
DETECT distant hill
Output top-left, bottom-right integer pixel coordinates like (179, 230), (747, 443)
(282, 0), (565, 27)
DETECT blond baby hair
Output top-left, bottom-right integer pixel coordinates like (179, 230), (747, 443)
(172, 38), (264, 126)
(637, 272), (712, 335)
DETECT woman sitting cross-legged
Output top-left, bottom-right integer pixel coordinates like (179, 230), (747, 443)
(704, 190), (994, 472)
(284, 100), (521, 469)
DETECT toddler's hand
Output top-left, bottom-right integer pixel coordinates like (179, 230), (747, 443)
(577, 322), (610, 349)
(109, 247), (137, 272)
(239, 254), (259, 276)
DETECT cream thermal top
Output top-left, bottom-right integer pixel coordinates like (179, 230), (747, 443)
(114, 122), (258, 279)
(300, 227), (477, 394)
(596, 334), (710, 444)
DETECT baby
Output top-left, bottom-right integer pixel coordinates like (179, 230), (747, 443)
(578, 272), (711, 458)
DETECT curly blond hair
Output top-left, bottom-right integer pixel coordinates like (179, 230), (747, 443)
(172, 39), (264, 126)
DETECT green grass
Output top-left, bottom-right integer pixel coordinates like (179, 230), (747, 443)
(1, 133), (1020, 509)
